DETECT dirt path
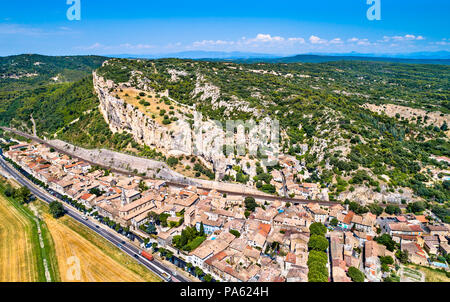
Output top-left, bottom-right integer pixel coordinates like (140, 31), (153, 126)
(30, 114), (37, 137)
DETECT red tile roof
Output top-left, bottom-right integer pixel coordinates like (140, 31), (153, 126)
(343, 211), (355, 225)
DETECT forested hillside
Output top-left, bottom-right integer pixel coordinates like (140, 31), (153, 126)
(0, 54), (106, 91)
(0, 55), (448, 218)
(0, 54), (107, 137)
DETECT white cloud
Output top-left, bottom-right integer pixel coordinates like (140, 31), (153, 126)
(309, 35), (327, 44)
(192, 40), (234, 47)
(120, 43), (154, 50)
(383, 34), (425, 42)
(83, 42), (104, 50)
(250, 34), (285, 43)
(330, 38), (343, 44)
(0, 24), (79, 37)
(0, 24), (45, 36)
(288, 37), (305, 43)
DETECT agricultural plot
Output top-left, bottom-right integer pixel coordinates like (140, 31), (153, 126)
(39, 202), (161, 282)
(0, 187), (59, 282)
(0, 194), (39, 282)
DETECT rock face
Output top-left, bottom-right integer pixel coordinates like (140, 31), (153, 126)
(93, 72), (280, 180)
(338, 185), (414, 205)
(94, 71), (191, 156)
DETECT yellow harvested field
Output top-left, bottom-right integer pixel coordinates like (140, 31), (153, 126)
(0, 194), (39, 282)
(43, 212), (160, 282)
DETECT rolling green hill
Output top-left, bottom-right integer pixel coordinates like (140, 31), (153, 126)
(0, 54), (107, 91)
(0, 54), (107, 137)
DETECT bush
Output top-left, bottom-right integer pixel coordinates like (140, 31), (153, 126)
(385, 204), (401, 215)
(347, 266), (365, 282)
(244, 197), (258, 212)
(49, 201), (65, 218)
(229, 229), (241, 238)
(330, 217), (338, 226)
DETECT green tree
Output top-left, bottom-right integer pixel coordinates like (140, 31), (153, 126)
(368, 203), (383, 216)
(146, 224), (157, 234)
(374, 234), (397, 252)
(194, 267), (204, 277)
(16, 186), (31, 204)
(309, 222), (327, 236)
(49, 201), (65, 218)
(347, 266), (365, 282)
(385, 204), (401, 215)
(395, 250), (408, 264)
(204, 274), (213, 282)
(199, 222), (205, 236)
(229, 229), (241, 238)
(167, 157), (179, 167)
(379, 256), (394, 266)
(244, 196), (258, 212)
(330, 217), (338, 227)
(308, 235), (329, 252)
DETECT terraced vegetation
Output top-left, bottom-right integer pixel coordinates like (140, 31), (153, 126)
(400, 266), (424, 282)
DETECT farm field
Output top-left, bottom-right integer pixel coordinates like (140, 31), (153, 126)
(37, 201), (162, 282)
(0, 178), (60, 283)
(0, 193), (39, 282)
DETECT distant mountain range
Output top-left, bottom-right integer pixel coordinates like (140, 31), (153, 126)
(229, 54), (450, 65)
(105, 50), (450, 65)
(108, 51), (279, 60)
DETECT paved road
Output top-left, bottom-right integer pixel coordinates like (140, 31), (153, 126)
(0, 155), (190, 282)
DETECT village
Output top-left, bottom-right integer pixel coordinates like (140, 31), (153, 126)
(1, 140), (449, 282)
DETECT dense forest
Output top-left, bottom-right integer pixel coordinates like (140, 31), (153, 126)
(0, 54), (106, 91)
(0, 55), (107, 137)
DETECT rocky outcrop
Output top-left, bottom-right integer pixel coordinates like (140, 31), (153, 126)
(93, 72), (280, 180)
(94, 71), (191, 156)
(338, 185), (415, 205)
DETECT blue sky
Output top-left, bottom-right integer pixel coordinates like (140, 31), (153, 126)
(0, 0), (449, 56)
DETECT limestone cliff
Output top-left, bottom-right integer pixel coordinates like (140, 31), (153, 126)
(93, 70), (281, 182)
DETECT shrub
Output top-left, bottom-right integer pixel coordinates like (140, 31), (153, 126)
(229, 229), (241, 238)
(347, 266), (365, 282)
